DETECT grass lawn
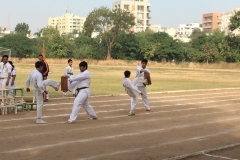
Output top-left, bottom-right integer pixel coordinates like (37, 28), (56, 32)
(14, 63), (240, 98)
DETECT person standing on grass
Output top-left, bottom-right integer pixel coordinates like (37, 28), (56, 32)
(25, 61), (60, 124)
(66, 61), (97, 123)
(62, 59), (75, 97)
(0, 55), (12, 89)
(38, 54), (49, 102)
(6, 61), (16, 96)
(122, 70), (142, 116)
(133, 59), (151, 111)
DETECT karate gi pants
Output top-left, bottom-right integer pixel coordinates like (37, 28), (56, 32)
(68, 88), (97, 122)
(137, 86), (150, 110)
(35, 79), (59, 120)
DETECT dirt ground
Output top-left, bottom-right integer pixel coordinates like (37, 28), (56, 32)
(0, 88), (240, 160)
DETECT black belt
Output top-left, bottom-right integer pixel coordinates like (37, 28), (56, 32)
(0, 77), (7, 79)
(75, 87), (89, 97)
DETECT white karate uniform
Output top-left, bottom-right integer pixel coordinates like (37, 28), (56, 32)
(25, 70), (45, 120)
(0, 62), (12, 89)
(134, 66), (151, 110)
(6, 68), (17, 96)
(63, 65), (74, 95)
(122, 78), (141, 112)
(26, 70), (60, 120)
(68, 70), (97, 122)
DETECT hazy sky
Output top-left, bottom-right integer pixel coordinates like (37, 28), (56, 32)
(0, 0), (239, 33)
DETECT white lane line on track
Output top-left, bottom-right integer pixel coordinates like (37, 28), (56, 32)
(47, 92), (240, 109)
(162, 143), (240, 160)
(46, 95), (240, 111)
(76, 130), (240, 160)
(104, 101), (240, 119)
(1, 117), (240, 154)
(44, 91), (240, 107)
(1, 100), (240, 124)
(203, 153), (238, 160)
(2, 105), (240, 132)
(2, 108), (240, 139)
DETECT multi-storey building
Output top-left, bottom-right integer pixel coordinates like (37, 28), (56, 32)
(202, 13), (222, 32)
(112, 0), (151, 32)
(149, 25), (176, 37)
(48, 10), (86, 35)
(177, 22), (202, 37)
(221, 8), (240, 35)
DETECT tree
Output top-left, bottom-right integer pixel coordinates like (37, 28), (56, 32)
(190, 28), (202, 39)
(201, 42), (218, 63)
(15, 22), (30, 35)
(34, 28), (44, 37)
(42, 26), (60, 38)
(83, 7), (135, 59)
(0, 34), (34, 59)
(112, 32), (139, 60)
(229, 11), (240, 31)
(47, 34), (68, 58)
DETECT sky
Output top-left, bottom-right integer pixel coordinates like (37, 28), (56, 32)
(0, 0), (240, 33)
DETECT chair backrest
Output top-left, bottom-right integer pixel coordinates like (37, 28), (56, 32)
(23, 96), (35, 103)
(14, 96), (24, 103)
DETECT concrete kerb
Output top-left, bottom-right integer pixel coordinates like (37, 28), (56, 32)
(50, 88), (240, 100)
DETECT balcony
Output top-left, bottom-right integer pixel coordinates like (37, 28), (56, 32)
(203, 20), (212, 23)
(136, 23), (143, 26)
(137, 10), (144, 13)
(147, 23), (151, 26)
(147, 16), (151, 19)
(203, 26), (212, 29)
(147, 9), (151, 12)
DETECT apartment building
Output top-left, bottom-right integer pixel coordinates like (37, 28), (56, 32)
(112, 0), (151, 32)
(149, 25), (176, 37)
(202, 13), (222, 32)
(177, 22), (202, 37)
(48, 10), (86, 35)
(221, 8), (240, 35)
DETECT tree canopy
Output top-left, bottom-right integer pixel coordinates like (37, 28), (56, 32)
(83, 7), (135, 59)
(229, 11), (240, 31)
(14, 22), (30, 35)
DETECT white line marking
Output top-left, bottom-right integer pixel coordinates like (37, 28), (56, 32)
(203, 153), (238, 160)
(2, 104), (240, 131)
(163, 143), (240, 160)
(1, 119), (240, 155)
(46, 95), (240, 111)
(1, 100), (240, 124)
(77, 130), (240, 160)
(44, 91), (240, 106)
(2, 108), (240, 139)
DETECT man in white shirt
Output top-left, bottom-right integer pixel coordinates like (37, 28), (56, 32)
(62, 59), (75, 97)
(6, 61), (16, 97)
(26, 61), (60, 124)
(122, 70), (142, 116)
(134, 59), (151, 111)
(67, 61), (97, 123)
(0, 55), (12, 89)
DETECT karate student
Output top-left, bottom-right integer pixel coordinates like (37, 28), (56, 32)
(67, 61), (97, 123)
(0, 55), (12, 89)
(122, 70), (142, 116)
(25, 61), (60, 124)
(133, 59), (151, 111)
(62, 59), (75, 97)
(6, 61), (16, 97)
(38, 54), (49, 102)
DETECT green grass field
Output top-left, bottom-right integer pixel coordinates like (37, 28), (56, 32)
(14, 63), (240, 98)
